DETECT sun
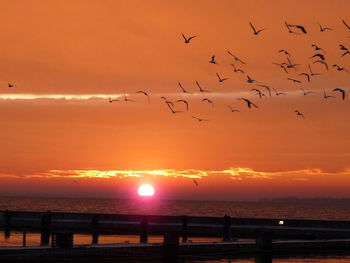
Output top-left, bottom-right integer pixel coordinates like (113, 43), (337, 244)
(138, 184), (155, 197)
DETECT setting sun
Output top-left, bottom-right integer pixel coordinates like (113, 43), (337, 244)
(138, 184), (155, 197)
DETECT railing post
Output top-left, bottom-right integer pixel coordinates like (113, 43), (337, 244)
(91, 215), (99, 245)
(140, 216), (148, 243)
(163, 232), (179, 263)
(4, 210), (11, 238)
(22, 230), (27, 247)
(222, 215), (231, 242)
(181, 215), (188, 243)
(41, 210), (52, 246)
(256, 232), (273, 251)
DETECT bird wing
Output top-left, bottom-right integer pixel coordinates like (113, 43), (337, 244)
(249, 22), (256, 33)
(188, 36), (197, 41)
(181, 33), (187, 41)
(342, 19), (350, 31)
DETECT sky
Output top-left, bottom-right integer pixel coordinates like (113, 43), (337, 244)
(0, 0), (350, 200)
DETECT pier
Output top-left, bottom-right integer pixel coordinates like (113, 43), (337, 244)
(1, 210), (350, 262)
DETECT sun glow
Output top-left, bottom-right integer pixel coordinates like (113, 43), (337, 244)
(138, 184), (155, 197)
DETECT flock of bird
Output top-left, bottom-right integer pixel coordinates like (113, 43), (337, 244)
(106, 19), (350, 121)
(4, 20), (350, 122)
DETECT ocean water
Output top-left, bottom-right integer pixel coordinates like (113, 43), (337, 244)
(1, 197), (350, 262)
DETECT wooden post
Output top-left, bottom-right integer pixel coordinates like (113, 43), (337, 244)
(41, 210), (51, 246)
(222, 215), (231, 242)
(140, 216), (148, 243)
(181, 215), (188, 243)
(22, 230), (27, 247)
(256, 232), (273, 250)
(255, 253), (272, 263)
(4, 210), (11, 238)
(91, 215), (99, 245)
(163, 232), (179, 263)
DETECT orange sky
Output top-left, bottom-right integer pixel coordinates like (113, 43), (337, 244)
(0, 0), (350, 200)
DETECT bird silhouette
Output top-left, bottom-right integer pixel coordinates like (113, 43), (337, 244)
(323, 90), (335, 99)
(249, 22), (266, 35)
(273, 88), (286, 96)
(178, 82), (192, 94)
(311, 53), (325, 60)
(313, 60), (328, 71)
(333, 88), (346, 100)
(216, 73), (229, 83)
(288, 23), (307, 34)
(258, 85), (272, 97)
(209, 55), (217, 64)
(176, 99), (189, 111)
(124, 95), (135, 102)
(295, 110), (305, 119)
(287, 78), (301, 84)
(202, 98), (214, 107)
(332, 64), (348, 72)
(182, 33), (196, 43)
(237, 98), (258, 108)
(301, 88), (314, 96)
(192, 116), (209, 122)
(230, 64), (244, 73)
(108, 97), (119, 103)
(8, 82), (14, 88)
(318, 23), (332, 32)
(308, 64), (320, 76)
(247, 75), (256, 83)
(193, 179), (199, 187)
(272, 62), (288, 73)
(342, 19), (350, 32)
(136, 91), (150, 104)
(227, 51), (246, 64)
(228, 105), (240, 112)
(161, 97), (175, 107)
(195, 81), (209, 92)
(251, 88), (264, 99)
(299, 73), (310, 83)
(278, 49), (291, 56)
(285, 20), (299, 34)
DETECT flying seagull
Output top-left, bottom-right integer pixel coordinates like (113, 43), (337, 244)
(195, 81), (209, 92)
(251, 88), (264, 99)
(247, 75), (256, 83)
(285, 20), (299, 34)
(216, 73), (229, 83)
(341, 19), (350, 32)
(136, 91), (150, 104)
(311, 44), (324, 51)
(342, 51), (350, 57)
(227, 51), (246, 64)
(308, 64), (320, 76)
(272, 62), (288, 73)
(273, 88), (286, 96)
(228, 105), (240, 112)
(178, 82), (191, 94)
(161, 96), (175, 107)
(237, 97), (258, 108)
(167, 103), (182, 114)
(124, 95), (135, 102)
(339, 44), (349, 51)
(323, 90), (335, 99)
(287, 78), (302, 83)
(249, 22), (266, 35)
(202, 98), (214, 107)
(299, 73), (310, 83)
(313, 60), (328, 71)
(8, 82), (14, 88)
(301, 88), (314, 96)
(258, 84), (272, 97)
(209, 55), (217, 64)
(332, 64), (348, 72)
(108, 97), (119, 103)
(295, 110), (305, 119)
(176, 99), (189, 111)
(192, 116), (209, 122)
(318, 23), (332, 32)
(333, 88), (346, 100)
(230, 64), (244, 73)
(182, 33), (196, 43)
(287, 23), (307, 34)
(278, 49), (291, 56)
(193, 179), (199, 187)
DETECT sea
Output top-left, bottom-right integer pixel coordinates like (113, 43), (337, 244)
(1, 196), (350, 263)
